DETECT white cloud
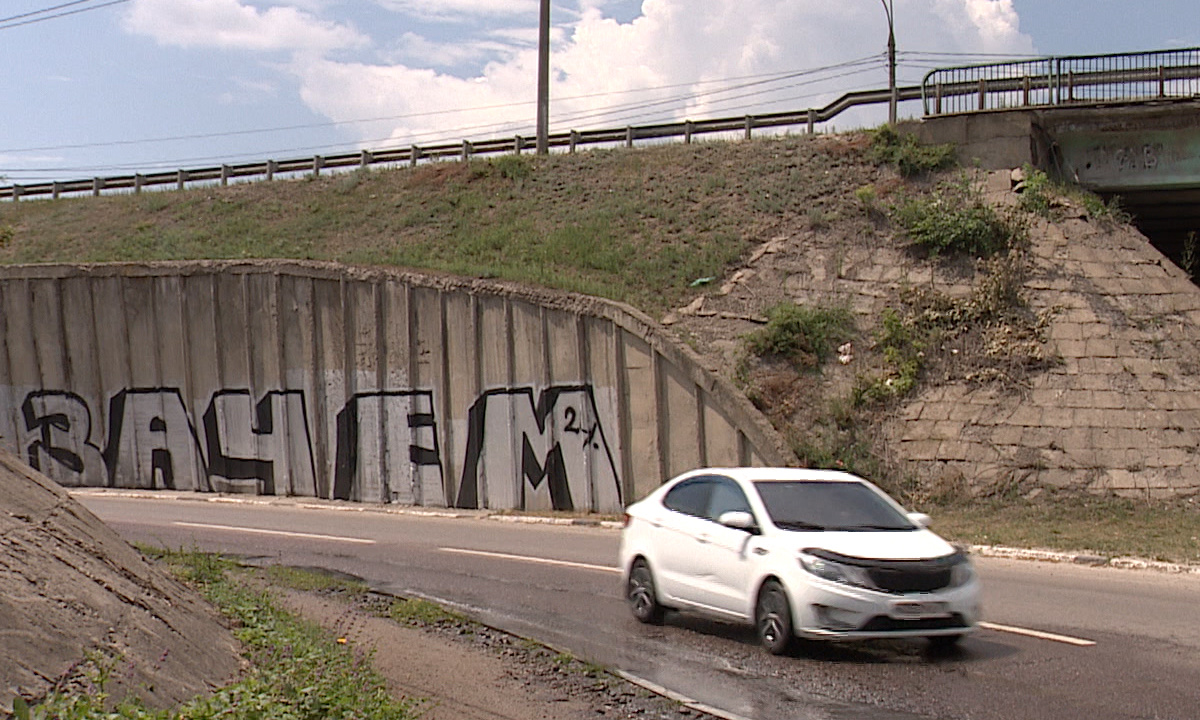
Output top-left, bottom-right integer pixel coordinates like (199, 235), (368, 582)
(373, 0), (539, 21)
(285, 0), (1034, 149)
(124, 0), (367, 52)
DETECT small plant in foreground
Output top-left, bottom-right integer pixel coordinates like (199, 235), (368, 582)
(25, 548), (418, 720)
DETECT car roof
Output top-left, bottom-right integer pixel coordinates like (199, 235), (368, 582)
(687, 467), (867, 484)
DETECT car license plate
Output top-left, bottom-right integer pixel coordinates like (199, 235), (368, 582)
(891, 600), (949, 620)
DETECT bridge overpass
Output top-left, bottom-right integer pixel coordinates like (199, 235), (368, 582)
(908, 47), (1200, 263)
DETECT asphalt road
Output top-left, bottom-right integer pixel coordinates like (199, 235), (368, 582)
(76, 493), (1200, 720)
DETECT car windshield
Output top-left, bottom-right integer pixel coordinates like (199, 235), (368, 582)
(752, 480), (915, 531)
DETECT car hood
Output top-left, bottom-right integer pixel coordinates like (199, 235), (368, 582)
(789, 529), (957, 561)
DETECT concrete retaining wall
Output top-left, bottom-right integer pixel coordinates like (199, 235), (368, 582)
(0, 261), (792, 513)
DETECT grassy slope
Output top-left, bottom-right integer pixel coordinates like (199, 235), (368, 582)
(1, 133), (1197, 564)
(0, 136), (867, 315)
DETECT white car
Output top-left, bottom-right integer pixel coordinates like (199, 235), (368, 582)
(617, 467), (982, 654)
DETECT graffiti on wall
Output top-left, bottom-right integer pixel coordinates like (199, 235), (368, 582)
(12, 384), (621, 511)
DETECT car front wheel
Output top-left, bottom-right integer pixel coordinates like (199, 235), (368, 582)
(756, 580), (795, 655)
(627, 559), (666, 624)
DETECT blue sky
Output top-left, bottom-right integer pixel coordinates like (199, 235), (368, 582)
(0, 0), (1196, 185)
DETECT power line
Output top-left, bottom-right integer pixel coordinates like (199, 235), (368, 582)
(0, 0), (128, 30)
(0, 55), (884, 156)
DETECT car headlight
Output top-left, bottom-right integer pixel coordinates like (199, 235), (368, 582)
(948, 556), (977, 588)
(798, 552), (870, 588)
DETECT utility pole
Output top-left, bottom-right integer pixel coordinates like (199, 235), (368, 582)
(536, 0), (551, 154)
(881, 0), (897, 126)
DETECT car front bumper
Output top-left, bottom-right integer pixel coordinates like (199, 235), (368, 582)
(785, 574), (982, 641)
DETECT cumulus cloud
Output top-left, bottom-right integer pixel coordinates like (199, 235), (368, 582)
(124, 0), (367, 52)
(288, 0), (1034, 147)
(374, 0), (540, 21)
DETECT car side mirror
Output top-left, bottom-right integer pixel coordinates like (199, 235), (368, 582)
(718, 511), (758, 532)
(907, 512), (932, 529)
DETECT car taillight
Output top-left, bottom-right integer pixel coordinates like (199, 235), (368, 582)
(622, 512), (632, 528)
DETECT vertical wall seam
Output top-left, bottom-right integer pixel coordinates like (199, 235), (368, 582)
(695, 386), (708, 468)
(375, 279), (390, 503)
(614, 330), (633, 509)
(438, 288), (452, 508)
(654, 349), (669, 484)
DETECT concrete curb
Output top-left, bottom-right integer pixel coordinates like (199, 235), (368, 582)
(72, 489), (1196, 573)
(968, 543), (1200, 575)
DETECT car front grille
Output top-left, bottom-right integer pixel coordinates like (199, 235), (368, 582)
(866, 566), (953, 593)
(806, 548), (967, 594)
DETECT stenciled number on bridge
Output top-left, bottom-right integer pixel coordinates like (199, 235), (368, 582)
(13, 384), (621, 511)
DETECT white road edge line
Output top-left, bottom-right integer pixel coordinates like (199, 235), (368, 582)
(978, 621), (1095, 646)
(173, 521), (376, 545)
(438, 547), (621, 574)
(614, 670), (754, 720)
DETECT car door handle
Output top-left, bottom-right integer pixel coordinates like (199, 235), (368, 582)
(752, 546), (768, 556)
(696, 533), (710, 544)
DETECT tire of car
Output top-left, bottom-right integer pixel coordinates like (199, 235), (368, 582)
(627, 558), (666, 624)
(756, 580), (795, 655)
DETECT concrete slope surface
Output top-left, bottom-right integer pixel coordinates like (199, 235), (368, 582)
(0, 449), (242, 713)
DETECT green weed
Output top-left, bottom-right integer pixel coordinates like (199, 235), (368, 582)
(869, 125), (956, 177)
(892, 174), (1026, 258)
(744, 302), (856, 370)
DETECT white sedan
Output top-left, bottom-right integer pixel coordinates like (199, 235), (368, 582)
(617, 467), (982, 654)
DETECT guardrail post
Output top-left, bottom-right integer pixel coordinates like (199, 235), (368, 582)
(1159, 65), (1166, 97)
(360, 149), (373, 168)
(177, 170), (187, 191)
(312, 156), (324, 177)
(134, 174), (145, 194)
(978, 79), (986, 111)
(684, 121), (693, 144)
(807, 110), (815, 134)
(52, 182), (62, 200)
(462, 140), (472, 162)
(935, 84), (943, 114)
(267, 160), (277, 181)
(515, 135), (525, 155)
(744, 115), (753, 140)
(411, 145), (421, 167)
(569, 131), (579, 154)
(92, 178), (103, 197)
(1067, 71), (1075, 102)
(221, 165), (231, 186)
(1023, 76), (1031, 106)
(12, 185), (22, 201)
(625, 126), (634, 148)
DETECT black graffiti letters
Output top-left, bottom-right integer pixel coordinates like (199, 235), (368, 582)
(13, 384), (620, 511)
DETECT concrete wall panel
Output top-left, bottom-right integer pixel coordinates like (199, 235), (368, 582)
(0, 261), (792, 512)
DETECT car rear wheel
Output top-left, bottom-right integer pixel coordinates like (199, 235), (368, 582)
(756, 580), (794, 655)
(627, 559), (665, 624)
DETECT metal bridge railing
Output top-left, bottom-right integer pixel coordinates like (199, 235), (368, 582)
(921, 47), (1200, 115)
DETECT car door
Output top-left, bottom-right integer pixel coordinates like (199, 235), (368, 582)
(652, 477), (716, 605)
(688, 476), (760, 618)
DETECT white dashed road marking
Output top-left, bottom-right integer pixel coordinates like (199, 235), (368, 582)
(173, 521), (376, 544)
(979, 621), (1096, 646)
(438, 547), (621, 574)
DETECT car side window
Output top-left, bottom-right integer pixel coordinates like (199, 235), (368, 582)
(663, 478), (712, 518)
(707, 478), (753, 522)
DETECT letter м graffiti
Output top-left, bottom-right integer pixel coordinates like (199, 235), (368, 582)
(456, 385), (621, 512)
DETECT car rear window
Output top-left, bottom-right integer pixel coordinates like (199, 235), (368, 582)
(752, 480), (914, 531)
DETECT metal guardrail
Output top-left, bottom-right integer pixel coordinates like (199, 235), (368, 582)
(0, 84), (923, 202)
(922, 47), (1200, 115)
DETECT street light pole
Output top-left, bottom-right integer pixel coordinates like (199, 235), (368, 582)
(881, 0), (897, 126)
(536, 0), (550, 154)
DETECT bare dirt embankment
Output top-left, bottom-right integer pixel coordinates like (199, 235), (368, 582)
(0, 450), (241, 714)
